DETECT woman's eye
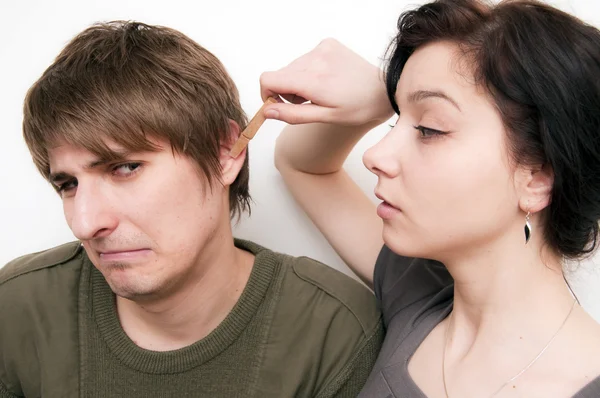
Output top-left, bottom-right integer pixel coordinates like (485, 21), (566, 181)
(413, 125), (446, 138)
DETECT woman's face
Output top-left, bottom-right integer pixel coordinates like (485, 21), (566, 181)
(363, 40), (522, 261)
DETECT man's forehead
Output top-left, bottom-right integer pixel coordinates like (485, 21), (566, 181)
(49, 141), (123, 167)
(48, 137), (167, 171)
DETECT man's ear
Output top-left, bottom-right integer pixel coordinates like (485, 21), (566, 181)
(516, 163), (554, 213)
(219, 119), (246, 187)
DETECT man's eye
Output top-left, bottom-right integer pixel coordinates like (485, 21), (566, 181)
(112, 162), (142, 177)
(58, 179), (78, 192)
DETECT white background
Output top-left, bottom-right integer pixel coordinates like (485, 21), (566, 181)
(1, 0), (599, 320)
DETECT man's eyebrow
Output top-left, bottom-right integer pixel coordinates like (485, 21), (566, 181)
(407, 89), (462, 112)
(49, 150), (134, 184)
(83, 150), (133, 170)
(49, 172), (71, 185)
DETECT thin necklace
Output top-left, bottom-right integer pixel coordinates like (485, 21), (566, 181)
(441, 299), (577, 398)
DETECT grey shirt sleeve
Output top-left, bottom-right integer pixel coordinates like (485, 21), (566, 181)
(373, 245), (454, 327)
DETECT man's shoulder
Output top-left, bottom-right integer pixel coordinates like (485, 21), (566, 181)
(0, 242), (84, 397)
(262, 253), (383, 397)
(0, 241), (83, 288)
(281, 255), (380, 335)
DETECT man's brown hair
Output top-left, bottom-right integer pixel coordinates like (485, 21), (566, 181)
(23, 21), (251, 218)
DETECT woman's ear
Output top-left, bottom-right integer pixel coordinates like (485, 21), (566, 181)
(516, 163), (554, 213)
(219, 119), (246, 186)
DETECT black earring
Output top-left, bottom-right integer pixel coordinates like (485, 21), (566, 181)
(524, 211), (532, 244)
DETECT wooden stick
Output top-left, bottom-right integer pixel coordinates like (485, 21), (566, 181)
(229, 96), (278, 158)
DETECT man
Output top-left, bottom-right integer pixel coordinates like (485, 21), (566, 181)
(0, 21), (383, 398)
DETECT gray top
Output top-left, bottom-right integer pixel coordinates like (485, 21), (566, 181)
(358, 245), (600, 397)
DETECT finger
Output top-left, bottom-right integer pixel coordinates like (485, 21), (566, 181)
(260, 70), (305, 103)
(263, 102), (332, 125)
(281, 94), (309, 104)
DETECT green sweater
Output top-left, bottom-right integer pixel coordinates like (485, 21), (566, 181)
(0, 239), (383, 397)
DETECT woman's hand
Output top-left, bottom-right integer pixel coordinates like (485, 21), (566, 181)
(260, 38), (394, 127)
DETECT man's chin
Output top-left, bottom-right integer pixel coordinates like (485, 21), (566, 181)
(108, 281), (159, 301)
(102, 269), (160, 300)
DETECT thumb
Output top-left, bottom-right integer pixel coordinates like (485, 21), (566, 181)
(263, 102), (332, 125)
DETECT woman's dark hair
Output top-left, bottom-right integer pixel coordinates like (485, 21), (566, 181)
(385, 0), (600, 259)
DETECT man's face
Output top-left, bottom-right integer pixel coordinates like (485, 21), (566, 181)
(48, 138), (231, 300)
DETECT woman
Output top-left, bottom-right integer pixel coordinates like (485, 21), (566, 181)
(259, 0), (600, 397)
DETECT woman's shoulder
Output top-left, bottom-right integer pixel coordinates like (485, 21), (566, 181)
(529, 307), (600, 398)
(567, 308), (600, 397)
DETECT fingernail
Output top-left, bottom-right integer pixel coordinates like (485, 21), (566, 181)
(265, 109), (279, 119)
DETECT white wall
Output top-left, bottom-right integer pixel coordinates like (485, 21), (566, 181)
(1, 0), (599, 320)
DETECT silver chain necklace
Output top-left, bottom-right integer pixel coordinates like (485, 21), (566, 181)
(441, 299), (577, 398)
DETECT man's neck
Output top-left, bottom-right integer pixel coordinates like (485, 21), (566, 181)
(116, 238), (255, 351)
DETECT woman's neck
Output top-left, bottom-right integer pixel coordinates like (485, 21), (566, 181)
(442, 233), (575, 350)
